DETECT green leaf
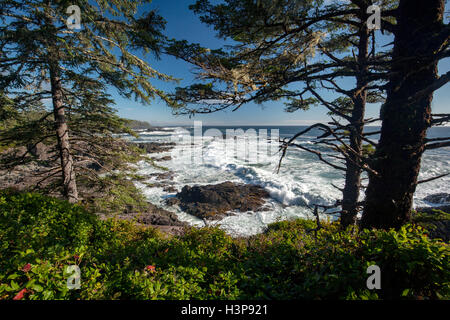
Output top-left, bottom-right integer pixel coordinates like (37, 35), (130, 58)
(10, 280), (19, 290)
(32, 284), (43, 292)
(7, 273), (19, 280)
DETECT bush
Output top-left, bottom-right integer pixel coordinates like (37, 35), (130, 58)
(0, 191), (448, 300)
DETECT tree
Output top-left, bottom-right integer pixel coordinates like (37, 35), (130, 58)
(0, 0), (175, 202)
(166, 0), (396, 227)
(361, 0), (450, 229)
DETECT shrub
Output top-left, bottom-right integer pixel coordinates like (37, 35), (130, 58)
(0, 191), (448, 300)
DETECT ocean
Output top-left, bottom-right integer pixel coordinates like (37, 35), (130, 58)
(125, 125), (450, 236)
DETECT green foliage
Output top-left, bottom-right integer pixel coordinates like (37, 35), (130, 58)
(147, 158), (170, 172)
(411, 209), (450, 243)
(284, 97), (318, 113)
(362, 144), (376, 157)
(413, 210), (450, 223)
(0, 191), (448, 300)
(166, 0), (397, 116)
(80, 174), (150, 214)
(124, 119), (153, 131)
(1, 0), (176, 106)
(0, 0), (176, 199)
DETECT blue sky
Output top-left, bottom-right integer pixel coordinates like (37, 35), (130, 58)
(112, 0), (450, 126)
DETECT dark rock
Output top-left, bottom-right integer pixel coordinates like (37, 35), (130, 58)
(98, 202), (186, 227)
(27, 143), (52, 161)
(139, 202), (185, 226)
(423, 193), (450, 204)
(154, 155), (172, 162)
(163, 186), (178, 193)
(148, 172), (174, 181)
(135, 142), (175, 154)
(143, 182), (165, 188)
(136, 211), (184, 226)
(174, 181), (270, 220)
(428, 219), (450, 242)
(97, 200), (187, 236)
(414, 206), (450, 242)
(86, 161), (103, 171)
(165, 197), (180, 206)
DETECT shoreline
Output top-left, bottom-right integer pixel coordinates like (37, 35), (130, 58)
(1, 140), (449, 237)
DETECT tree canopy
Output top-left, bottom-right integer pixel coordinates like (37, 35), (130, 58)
(0, 0), (176, 202)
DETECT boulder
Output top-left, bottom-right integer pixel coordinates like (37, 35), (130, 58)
(154, 155), (172, 162)
(134, 142), (175, 154)
(148, 172), (174, 181)
(27, 143), (52, 161)
(98, 202), (186, 227)
(136, 202), (185, 226)
(163, 186), (178, 193)
(170, 181), (270, 220)
(414, 206), (450, 242)
(423, 193), (450, 204)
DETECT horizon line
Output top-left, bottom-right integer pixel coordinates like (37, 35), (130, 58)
(140, 122), (449, 128)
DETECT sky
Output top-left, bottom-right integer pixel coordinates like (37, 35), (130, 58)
(112, 0), (450, 127)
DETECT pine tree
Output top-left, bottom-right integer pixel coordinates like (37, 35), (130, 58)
(0, 0), (175, 202)
(166, 0), (397, 227)
(361, 0), (450, 229)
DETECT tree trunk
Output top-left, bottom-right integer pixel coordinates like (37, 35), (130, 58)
(49, 61), (78, 203)
(361, 0), (444, 229)
(340, 13), (369, 228)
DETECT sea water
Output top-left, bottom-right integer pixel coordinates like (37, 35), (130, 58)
(125, 126), (450, 237)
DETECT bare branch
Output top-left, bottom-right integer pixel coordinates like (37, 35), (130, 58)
(425, 141), (450, 150)
(417, 173), (450, 184)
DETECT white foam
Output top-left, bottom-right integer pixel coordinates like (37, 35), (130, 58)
(139, 131), (174, 136)
(130, 131), (449, 236)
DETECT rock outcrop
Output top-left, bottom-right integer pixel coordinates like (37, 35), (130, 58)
(134, 142), (175, 154)
(166, 181), (270, 220)
(413, 206), (450, 242)
(98, 202), (187, 236)
(423, 193), (450, 205)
